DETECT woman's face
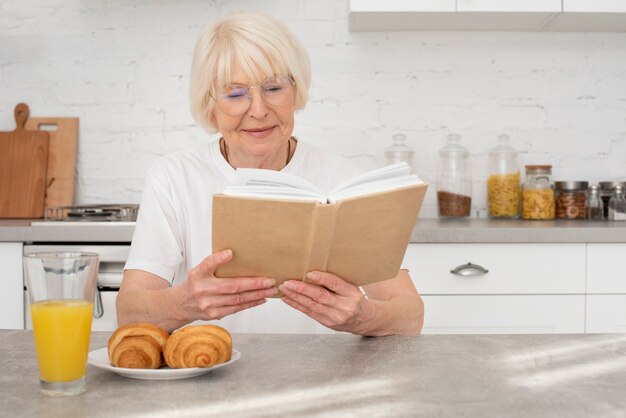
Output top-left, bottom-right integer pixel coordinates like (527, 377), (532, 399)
(210, 64), (295, 167)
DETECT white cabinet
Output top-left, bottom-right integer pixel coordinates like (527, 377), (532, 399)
(405, 243), (587, 334)
(586, 244), (626, 294)
(585, 244), (626, 333)
(586, 295), (626, 333)
(349, 0), (626, 31)
(456, 0), (560, 12)
(422, 295), (585, 334)
(0, 242), (24, 329)
(564, 0), (626, 12)
(405, 243), (586, 295)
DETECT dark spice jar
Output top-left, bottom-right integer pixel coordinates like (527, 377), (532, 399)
(600, 181), (626, 219)
(555, 181), (588, 220)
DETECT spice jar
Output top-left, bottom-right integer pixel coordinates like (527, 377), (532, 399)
(600, 181), (626, 219)
(436, 133), (472, 219)
(522, 165), (555, 220)
(486, 134), (520, 219)
(608, 185), (626, 221)
(385, 133), (414, 167)
(586, 185), (604, 220)
(554, 181), (588, 220)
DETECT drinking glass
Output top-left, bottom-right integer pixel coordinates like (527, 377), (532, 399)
(23, 252), (99, 397)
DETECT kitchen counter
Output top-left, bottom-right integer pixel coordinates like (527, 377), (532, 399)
(1, 331), (625, 418)
(1, 219), (625, 243)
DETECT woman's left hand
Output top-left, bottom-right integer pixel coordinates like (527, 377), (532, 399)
(279, 271), (377, 334)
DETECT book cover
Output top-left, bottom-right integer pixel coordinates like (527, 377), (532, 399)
(212, 164), (428, 287)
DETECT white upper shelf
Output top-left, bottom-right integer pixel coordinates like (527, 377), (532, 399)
(349, 0), (626, 31)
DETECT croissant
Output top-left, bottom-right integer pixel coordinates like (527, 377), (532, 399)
(108, 323), (169, 369)
(164, 324), (232, 369)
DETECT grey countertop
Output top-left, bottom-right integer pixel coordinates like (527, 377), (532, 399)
(1, 331), (625, 418)
(1, 219), (625, 243)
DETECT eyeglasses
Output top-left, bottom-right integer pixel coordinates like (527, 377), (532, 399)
(211, 75), (296, 116)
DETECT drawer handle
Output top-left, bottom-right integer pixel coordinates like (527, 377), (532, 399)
(450, 262), (489, 277)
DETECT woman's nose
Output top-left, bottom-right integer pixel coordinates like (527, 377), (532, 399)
(246, 88), (269, 118)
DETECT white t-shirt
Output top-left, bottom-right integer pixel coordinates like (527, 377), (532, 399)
(125, 139), (363, 333)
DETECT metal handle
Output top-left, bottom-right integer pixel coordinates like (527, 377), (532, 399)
(93, 288), (104, 319)
(450, 262), (489, 277)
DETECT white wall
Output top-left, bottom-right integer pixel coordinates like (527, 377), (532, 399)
(1, 0), (625, 218)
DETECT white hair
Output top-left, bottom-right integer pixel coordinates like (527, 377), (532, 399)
(189, 12), (311, 133)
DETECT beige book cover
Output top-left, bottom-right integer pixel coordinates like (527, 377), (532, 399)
(212, 163), (427, 287)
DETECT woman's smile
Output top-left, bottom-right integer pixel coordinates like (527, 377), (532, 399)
(241, 126), (277, 138)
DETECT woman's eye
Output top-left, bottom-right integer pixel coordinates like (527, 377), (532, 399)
(264, 85), (283, 93)
(222, 86), (248, 100)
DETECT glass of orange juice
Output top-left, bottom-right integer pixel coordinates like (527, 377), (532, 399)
(23, 252), (99, 397)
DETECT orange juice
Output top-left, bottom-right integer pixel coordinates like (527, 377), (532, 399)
(31, 299), (94, 382)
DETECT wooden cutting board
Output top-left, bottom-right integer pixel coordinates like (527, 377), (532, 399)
(0, 104), (50, 218)
(25, 116), (79, 209)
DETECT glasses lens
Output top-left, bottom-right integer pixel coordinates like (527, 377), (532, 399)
(215, 76), (294, 115)
(261, 76), (293, 104)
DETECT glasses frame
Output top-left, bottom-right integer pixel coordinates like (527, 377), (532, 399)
(210, 75), (296, 116)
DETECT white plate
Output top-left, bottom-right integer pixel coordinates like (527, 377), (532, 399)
(87, 347), (241, 380)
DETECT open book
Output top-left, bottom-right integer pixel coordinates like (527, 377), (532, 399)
(212, 162), (428, 287)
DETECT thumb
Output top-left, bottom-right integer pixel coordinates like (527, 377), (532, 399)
(193, 249), (233, 277)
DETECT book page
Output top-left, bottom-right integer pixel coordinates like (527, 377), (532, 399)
(222, 168), (327, 202)
(328, 162), (424, 202)
(329, 175), (423, 202)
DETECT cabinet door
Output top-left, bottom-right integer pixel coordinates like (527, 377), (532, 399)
(350, 0), (455, 12)
(564, 0), (626, 12)
(0, 243), (24, 329)
(586, 295), (626, 333)
(457, 0), (560, 12)
(586, 244), (626, 293)
(422, 295), (585, 334)
(404, 243), (586, 295)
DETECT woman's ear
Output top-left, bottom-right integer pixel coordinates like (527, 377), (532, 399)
(208, 110), (218, 130)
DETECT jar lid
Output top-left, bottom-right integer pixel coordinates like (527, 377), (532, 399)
(439, 133), (468, 157)
(385, 133), (414, 161)
(555, 181), (588, 191)
(599, 181), (626, 190)
(488, 133), (517, 156)
(525, 165), (552, 174)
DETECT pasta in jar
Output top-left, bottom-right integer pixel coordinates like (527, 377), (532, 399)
(487, 172), (520, 218)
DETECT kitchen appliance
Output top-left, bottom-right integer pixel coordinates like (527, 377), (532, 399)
(25, 204), (138, 331)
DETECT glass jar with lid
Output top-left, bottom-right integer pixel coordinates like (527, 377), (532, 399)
(554, 181), (588, 220)
(521, 165), (555, 220)
(486, 134), (520, 219)
(436, 133), (472, 219)
(608, 185), (626, 221)
(586, 185), (604, 220)
(600, 181), (626, 219)
(385, 133), (414, 167)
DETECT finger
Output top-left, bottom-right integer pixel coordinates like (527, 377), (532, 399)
(281, 294), (334, 327)
(190, 249), (233, 278)
(206, 277), (277, 295)
(279, 282), (336, 315)
(305, 271), (357, 296)
(281, 278), (338, 307)
(208, 286), (278, 307)
(207, 298), (267, 321)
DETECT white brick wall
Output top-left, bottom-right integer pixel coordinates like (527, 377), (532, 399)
(1, 0), (625, 218)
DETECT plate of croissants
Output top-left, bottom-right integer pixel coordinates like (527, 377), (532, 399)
(88, 323), (240, 380)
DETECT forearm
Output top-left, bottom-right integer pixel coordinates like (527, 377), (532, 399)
(116, 286), (191, 333)
(356, 292), (424, 337)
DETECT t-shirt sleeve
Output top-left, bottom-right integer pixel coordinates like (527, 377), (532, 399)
(124, 162), (184, 284)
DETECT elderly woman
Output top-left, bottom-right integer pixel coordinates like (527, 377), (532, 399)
(117, 12), (424, 336)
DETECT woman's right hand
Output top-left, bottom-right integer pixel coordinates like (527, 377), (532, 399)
(175, 249), (277, 322)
